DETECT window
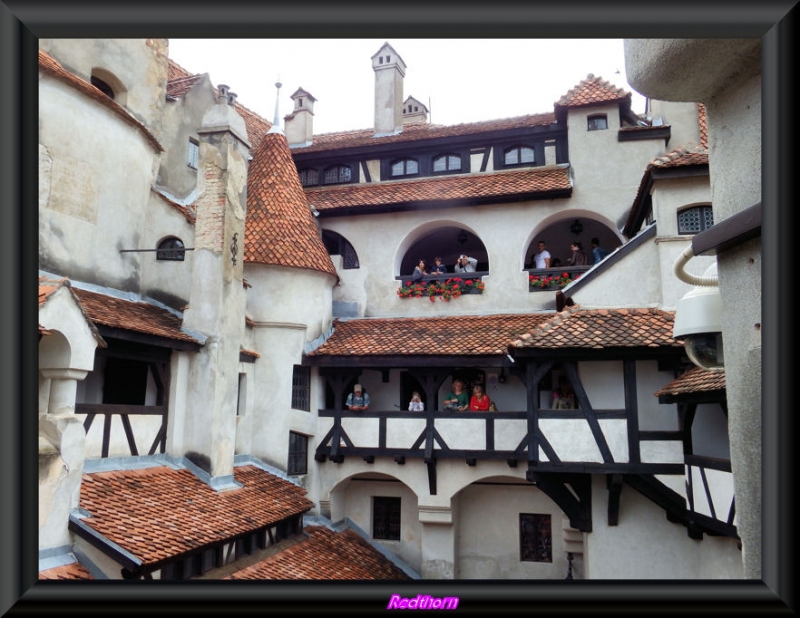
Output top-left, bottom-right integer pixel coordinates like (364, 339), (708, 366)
(520, 513), (552, 562)
(390, 158), (419, 177)
(299, 168), (319, 187)
(91, 75), (115, 99)
(156, 237), (186, 261)
(321, 230), (360, 269)
(322, 165), (352, 185)
(503, 146), (535, 166)
(373, 496), (401, 540)
(432, 154), (461, 173)
(587, 114), (608, 131)
(678, 205), (714, 234)
(288, 431), (308, 475)
(291, 365), (310, 411)
(187, 139), (199, 169)
(236, 373), (246, 417)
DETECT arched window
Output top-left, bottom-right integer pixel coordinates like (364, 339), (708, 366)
(322, 230), (359, 269)
(432, 154), (462, 173)
(322, 165), (352, 185)
(587, 114), (608, 131)
(299, 168), (319, 187)
(390, 158), (419, 177)
(156, 237), (186, 261)
(503, 146), (535, 166)
(678, 205), (714, 234)
(90, 68), (127, 105)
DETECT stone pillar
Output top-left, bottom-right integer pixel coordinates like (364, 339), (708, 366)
(418, 505), (456, 579)
(180, 86), (250, 484)
(40, 368), (88, 416)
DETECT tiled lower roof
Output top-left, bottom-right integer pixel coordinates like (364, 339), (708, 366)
(511, 307), (682, 349)
(654, 366), (726, 396)
(307, 313), (554, 357)
(39, 562), (94, 580)
(78, 465), (313, 568)
(226, 525), (410, 580)
(305, 166), (572, 213)
(71, 287), (201, 344)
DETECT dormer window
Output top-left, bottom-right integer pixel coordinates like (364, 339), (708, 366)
(503, 146), (535, 166)
(299, 168), (319, 187)
(587, 114), (608, 131)
(322, 165), (352, 185)
(156, 237), (186, 261)
(432, 154), (461, 173)
(91, 76), (115, 99)
(390, 158), (419, 177)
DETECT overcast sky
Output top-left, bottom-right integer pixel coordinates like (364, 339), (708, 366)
(167, 39), (648, 135)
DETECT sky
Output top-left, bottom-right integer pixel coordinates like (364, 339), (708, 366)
(167, 39), (648, 136)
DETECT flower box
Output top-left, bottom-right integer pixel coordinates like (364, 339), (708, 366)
(397, 277), (485, 302)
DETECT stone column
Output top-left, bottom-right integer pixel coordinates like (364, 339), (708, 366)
(418, 505), (456, 579)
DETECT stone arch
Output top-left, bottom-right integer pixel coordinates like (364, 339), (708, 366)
(523, 209), (624, 269)
(396, 219), (489, 278)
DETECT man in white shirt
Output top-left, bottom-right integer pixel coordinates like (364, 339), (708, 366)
(454, 254), (477, 273)
(533, 241), (551, 269)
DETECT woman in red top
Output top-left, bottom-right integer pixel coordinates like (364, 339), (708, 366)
(469, 385), (491, 411)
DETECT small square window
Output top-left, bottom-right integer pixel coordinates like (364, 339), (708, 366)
(187, 139), (199, 169)
(520, 513), (552, 562)
(288, 431), (308, 475)
(291, 365), (310, 411)
(587, 115), (608, 131)
(373, 496), (401, 540)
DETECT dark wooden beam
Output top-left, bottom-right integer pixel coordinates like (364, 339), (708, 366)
(692, 201), (761, 256)
(607, 474), (623, 526)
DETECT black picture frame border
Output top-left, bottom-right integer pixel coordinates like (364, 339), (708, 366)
(3, 1), (794, 614)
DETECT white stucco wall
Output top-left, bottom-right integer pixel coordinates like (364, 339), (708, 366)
(39, 78), (160, 291)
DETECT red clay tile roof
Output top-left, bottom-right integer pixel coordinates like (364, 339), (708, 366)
(240, 348), (260, 359)
(511, 307), (682, 349)
(226, 525), (410, 580)
(308, 313), (554, 357)
(39, 49), (163, 153)
(78, 465), (313, 568)
(39, 277), (106, 346)
(245, 132), (338, 278)
(305, 166), (572, 213)
(39, 562), (94, 580)
(294, 113), (556, 154)
(167, 57), (192, 81)
(654, 366), (725, 397)
(166, 73), (205, 99)
(555, 74), (631, 109)
(154, 190), (196, 223)
(624, 144), (709, 235)
(71, 287), (201, 344)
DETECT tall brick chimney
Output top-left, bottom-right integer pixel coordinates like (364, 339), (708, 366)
(180, 84), (250, 486)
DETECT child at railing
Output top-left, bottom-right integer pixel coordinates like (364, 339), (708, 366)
(408, 391), (425, 412)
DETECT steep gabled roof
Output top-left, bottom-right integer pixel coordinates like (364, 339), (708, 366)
(38, 276), (106, 346)
(244, 132), (338, 278)
(305, 165), (572, 214)
(555, 73), (631, 109)
(511, 307), (682, 350)
(623, 143), (710, 237)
